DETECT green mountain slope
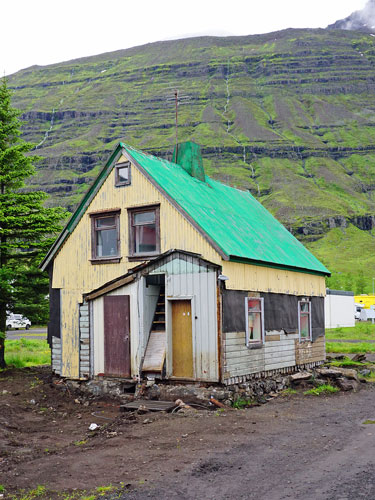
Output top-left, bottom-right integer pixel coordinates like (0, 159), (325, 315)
(8, 28), (375, 289)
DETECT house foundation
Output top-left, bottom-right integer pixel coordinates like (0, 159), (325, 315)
(64, 360), (325, 404)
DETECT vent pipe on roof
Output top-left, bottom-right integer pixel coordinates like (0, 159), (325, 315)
(172, 141), (205, 182)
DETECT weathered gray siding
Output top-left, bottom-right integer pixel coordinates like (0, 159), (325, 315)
(79, 302), (90, 378)
(223, 330), (325, 385)
(51, 336), (62, 375)
(224, 330), (297, 378)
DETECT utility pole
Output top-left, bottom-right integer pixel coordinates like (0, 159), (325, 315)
(175, 89), (178, 148)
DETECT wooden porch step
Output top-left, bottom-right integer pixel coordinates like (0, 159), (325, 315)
(142, 330), (166, 372)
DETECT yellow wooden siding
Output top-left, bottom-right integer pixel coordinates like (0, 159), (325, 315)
(222, 261), (326, 296)
(52, 158), (220, 293)
(60, 289), (81, 378)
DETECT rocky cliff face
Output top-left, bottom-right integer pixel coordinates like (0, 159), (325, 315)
(8, 28), (375, 284)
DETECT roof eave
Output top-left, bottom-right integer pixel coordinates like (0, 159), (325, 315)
(228, 255), (330, 277)
(40, 143), (125, 271)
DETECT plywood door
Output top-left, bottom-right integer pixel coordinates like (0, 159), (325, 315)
(104, 295), (130, 377)
(172, 300), (193, 378)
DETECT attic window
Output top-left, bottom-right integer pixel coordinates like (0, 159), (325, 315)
(115, 161), (131, 187)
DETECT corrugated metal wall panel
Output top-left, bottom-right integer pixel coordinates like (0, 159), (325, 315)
(162, 255), (218, 382)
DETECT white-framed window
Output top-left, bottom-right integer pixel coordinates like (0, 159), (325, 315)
(298, 299), (312, 341)
(245, 297), (264, 347)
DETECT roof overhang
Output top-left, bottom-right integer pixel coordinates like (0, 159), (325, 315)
(229, 255), (331, 277)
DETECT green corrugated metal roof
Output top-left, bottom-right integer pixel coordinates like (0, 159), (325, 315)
(123, 143), (330, 276)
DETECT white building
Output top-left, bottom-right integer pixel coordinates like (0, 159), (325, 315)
(325, 289), (355, 329)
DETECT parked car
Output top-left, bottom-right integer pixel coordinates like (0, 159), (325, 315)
(6, 314), (31, 330)
(355, 303), (365, 321)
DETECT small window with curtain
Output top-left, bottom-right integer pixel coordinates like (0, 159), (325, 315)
(298, 299), (312, 341)
(128, 205), (160, 258)
(90, 210), (120, 263)
(115, 161), (131, 187)
(245, 297), (264, 347)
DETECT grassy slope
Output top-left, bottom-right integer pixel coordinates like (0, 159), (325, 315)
(8, 28), (375, 286)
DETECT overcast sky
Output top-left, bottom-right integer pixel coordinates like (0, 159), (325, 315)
(1, 0), (368, 76)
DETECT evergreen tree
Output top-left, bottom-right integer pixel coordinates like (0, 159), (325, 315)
(0, 78), (67, 368)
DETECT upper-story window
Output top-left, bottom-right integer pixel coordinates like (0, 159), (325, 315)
(90, 210), (121, 263)
(128, 205), (160, 258)
(115, 161), (131, 187)
(298, 299), (312, 341)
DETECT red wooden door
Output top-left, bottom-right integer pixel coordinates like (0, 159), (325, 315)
(104, 295), (130, 377)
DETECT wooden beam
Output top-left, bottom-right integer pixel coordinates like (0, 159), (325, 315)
(86, 275), (135, 301)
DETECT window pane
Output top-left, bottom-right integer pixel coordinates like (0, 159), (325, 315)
(134, 223), (156, 253)
(300, 314), (310, 339)
(248, 298), (261, 312)
(248, 311), (261, 342)
(96, 228), (118, 257)
(134, 211), (155, 225)
(96, 216), (116, 228)
(118, 166), (129, 183)
(300, 302), (309, 313)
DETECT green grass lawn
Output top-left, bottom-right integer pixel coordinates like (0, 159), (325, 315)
(326, 342), (375, 353)
(326, 322), (375, 340)
(326, 322), (375, 353)
(4, 339), (50, 368)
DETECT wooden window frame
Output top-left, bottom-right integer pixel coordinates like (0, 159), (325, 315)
(298, 299), (312, 342)
(245, 297), (264, 348)
(127, 204), (160, 260)
(115, 161), (131, 187)
(90, 209), (121, 264)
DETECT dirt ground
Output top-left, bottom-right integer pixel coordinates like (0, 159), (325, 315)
(1, 367), (375, 500)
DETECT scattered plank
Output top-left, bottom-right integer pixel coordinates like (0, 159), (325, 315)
(120, 400), (177, 412)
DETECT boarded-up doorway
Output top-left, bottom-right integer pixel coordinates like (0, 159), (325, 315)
(104, 295), (130, 377)
(172, 300), (193, 378)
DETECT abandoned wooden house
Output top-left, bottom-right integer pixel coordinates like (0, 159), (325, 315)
(41, 141), (330, 387)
